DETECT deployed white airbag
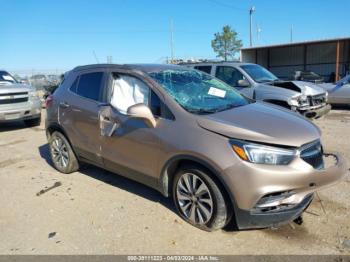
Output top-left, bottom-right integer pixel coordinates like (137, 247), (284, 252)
(110, 75), (149, 114)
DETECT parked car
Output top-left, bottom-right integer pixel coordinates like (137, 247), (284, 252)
(0, 70), (41, 126)
(29, 74), (55, 90)
(43, 74), (64, 103)
(319, 74), (350, 105)
(45, 64), (347, 231)
(47, 74), (61, 86)
(184, 62), (331, 119)
(291, 70), (324, 84)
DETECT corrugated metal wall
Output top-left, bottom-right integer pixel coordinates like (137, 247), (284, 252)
(241, 39), (350, 82)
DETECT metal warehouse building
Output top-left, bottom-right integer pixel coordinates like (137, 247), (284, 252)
(241, 37), (350, 82)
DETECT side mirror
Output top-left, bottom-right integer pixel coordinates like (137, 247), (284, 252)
(127, 103), (156, 128)
(238, 79), (250, 87)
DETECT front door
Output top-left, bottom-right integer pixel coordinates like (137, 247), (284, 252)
(215, 65), (255, 98)
(99, 72), (169, 188)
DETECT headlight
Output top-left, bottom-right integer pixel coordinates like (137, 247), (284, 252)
(231, 140), (296, 165)
(288, 95), (309, 107)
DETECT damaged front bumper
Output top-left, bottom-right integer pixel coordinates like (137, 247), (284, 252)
(223, 152), (348, 229)
(297, 104), (331, 119)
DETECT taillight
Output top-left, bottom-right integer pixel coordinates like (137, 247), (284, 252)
(45, 95), (54, 108)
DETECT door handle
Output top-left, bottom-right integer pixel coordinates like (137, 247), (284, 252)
(102, 116), (111, 121)
(59, 101), (70, 109)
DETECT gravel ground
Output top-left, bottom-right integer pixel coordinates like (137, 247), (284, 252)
(0, 109), (349, 255)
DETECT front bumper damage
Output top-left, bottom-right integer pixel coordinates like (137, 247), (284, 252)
(223, 152), (348, 229)
(298, 104), (331, 119)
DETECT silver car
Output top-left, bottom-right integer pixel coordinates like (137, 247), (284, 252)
(0, 70), (41, 126)
(319, 75), (350, 105)
(185, 62), (331, 119)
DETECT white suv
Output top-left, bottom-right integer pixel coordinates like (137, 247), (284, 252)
(0, 70), (41, 126)
(184, 62), (331, 119)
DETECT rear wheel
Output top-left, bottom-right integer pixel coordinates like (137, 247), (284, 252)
(172, 165), (229, 231)
(49, 131), (79, 173)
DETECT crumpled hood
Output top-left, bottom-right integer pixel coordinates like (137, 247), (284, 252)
(266, 80), (326, 97)
(0, 83), (33, 94)
(256, 83), (299, 97)
(197, 102), (320, 147)
(292, 81), (325, 96)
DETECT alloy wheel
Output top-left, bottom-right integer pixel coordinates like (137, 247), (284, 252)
(176, 173), (213, 225)
(51, 135), (70, 169)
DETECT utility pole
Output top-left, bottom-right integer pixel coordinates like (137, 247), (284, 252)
(249, 6), (255, 47)
(290, 25), (293, 43)
(170, 19), (175, 64)
(107, 56), (113, 64)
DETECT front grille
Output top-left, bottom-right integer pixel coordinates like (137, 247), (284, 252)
(0, 92), (28, 105)
(309, 94), (326, 106)
(0, 92), (28, 96)
(0, 97), (28, 104)
(300, 140), (324, 169)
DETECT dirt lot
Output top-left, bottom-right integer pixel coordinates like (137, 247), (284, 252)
(0, 109), (350, 255)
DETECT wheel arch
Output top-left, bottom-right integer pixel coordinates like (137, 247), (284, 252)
(46, 123), (77, 155)
(159, 155), (237, 213)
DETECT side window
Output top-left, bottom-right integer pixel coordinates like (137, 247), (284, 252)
(75, 72), (104, 101)
(194, 66), (212, 74)
(110, 74), (150, 114)
(216, 66), (245, 87)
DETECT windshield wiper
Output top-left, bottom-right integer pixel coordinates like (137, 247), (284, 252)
(189, 104), (241, 114)
(187, 108), (219, 115)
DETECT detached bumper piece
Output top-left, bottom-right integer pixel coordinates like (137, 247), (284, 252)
(302, 104), (331, 119)
(235, 193), (313, 230)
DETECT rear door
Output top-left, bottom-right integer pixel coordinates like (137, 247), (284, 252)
(58, 69), (107, 165)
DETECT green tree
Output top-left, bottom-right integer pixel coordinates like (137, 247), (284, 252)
(211, 25), (243, 61)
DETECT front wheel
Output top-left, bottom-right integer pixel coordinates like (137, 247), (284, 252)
(172, 165), (229, 231)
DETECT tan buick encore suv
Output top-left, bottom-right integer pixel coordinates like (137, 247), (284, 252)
(45, 64), (348, 231)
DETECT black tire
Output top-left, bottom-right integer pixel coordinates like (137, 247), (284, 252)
(24, 116), (41, 127)
(172, 164), (229, 231)
(49, 131), (79, 174)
